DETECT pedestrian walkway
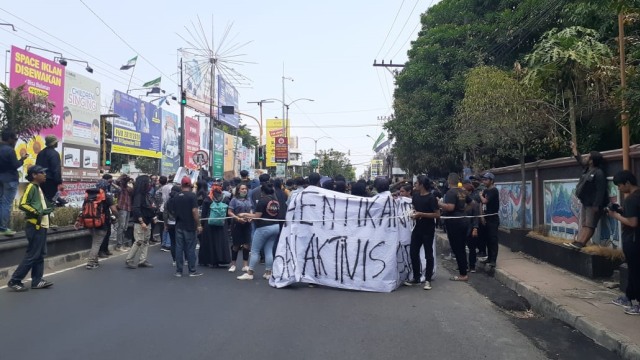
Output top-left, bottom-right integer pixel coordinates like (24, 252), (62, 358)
(436, 232), (640, 360)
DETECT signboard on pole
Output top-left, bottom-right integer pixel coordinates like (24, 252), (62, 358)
(217, 75), (239, 128)
(180, 49), (213, 117)
(213, 128), (224, 178)
(266, 119), (289, 167)
(192, 150), (209, 167)
(274, 136), (288, 163)
(112, 90), (162, 158)
(183, 116), (200, 170)
(161, 109), (180, 176)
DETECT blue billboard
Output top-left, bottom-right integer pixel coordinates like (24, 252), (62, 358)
(112, 90), (162, 158)
(217, 75), (239, 128)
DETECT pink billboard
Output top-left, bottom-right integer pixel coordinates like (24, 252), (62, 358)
(10, 46), (65, 179)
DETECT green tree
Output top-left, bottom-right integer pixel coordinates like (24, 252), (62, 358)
(236, 124), (258, 149)
(0, 83), (55, 140)
(318, 149), (355, 180)
(134, 157), (160, 175)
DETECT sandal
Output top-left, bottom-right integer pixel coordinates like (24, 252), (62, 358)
(449, 276), (468, 282)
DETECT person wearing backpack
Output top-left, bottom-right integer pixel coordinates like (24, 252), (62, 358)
(439, 173), (472, 282)
(7, 165), (54, 291)
(77, 180), (118, 269)
(199, 183), (231, 267)
(168, 177), (203, 277)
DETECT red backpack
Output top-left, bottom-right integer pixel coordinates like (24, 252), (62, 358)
(80, 188), (106, 228)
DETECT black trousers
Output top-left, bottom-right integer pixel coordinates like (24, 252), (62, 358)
(624, 239), (640, 302)
(167, 225), (176, 262)
(466, 234), (477, 269)
(447, 219), (468, 276)
(410, 225), (435, 282)
(485, 219), (500, 264)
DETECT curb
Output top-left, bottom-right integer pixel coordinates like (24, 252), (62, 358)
(0, 249), (91, 282)
(435, 233), (640, 360)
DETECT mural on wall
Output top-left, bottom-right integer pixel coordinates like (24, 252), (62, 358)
(495, 182), (532, 229)
(543, 179), (620, 247)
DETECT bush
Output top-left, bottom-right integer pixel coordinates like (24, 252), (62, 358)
(9, 207), (80, 231)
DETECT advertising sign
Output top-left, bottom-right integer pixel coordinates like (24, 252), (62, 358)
(183, 116), (200, 170)
(10, 46), (65, 181)
(112, 90), (162, 158)
(213, 128), (225, 178)
(224, 132), (234, 174)
(266, 119), (289, 167)
(274, 136), (288, 163)
(161, 109), (180, 176)
(180, 49), (213, 117)
(61, 70), (101, 180)
(217, 75), (239, 128)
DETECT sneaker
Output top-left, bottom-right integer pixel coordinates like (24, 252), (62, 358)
(138, 261), (154, 268)
(0, 229), (16, 236)
(125, 261), (137, 269)
(31, 279), (53, 289)
(228, 265), (237, 272)
(86, 262), (100, 270)
(487, 264), (496, 276)
(423, 281), (432, 290)
(476, 251), (487, 258)
(263, 272), (271, 280)
(624, 304), (640, 315)
(105, 250), (113, 256)
(160, 246), (170, 252)
(241, 266), (249, 272)
(115, 245), (123, 251)
(7, 281), (28, 292)
(189, 272), (203, 277)
(470, 267), (477, 273)
(98, 251), (109, 258)
(121, 246), (131, 251)
(613, 296), (632, 307)
(403, 279), (421, 286)
(172, 261), (176, 266)
(175, 272), (182, 277)
(237, 273), (254, 280)
(566, 241), (584, 250)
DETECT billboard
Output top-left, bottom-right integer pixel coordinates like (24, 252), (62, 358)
(183, 116), (200, 170)
(112, 90), (162, 158)
(180, 49), (213, 117)
(224, 132), (236, 178)
(217, 75), (239, 128)
(161, 109), (180, 176)
(61, 70), (101, 179)
(266, 119), (289, 167)
(274, 137), (288, 163)
(10, 46), (65, 181)
(213, 128), (224, 178)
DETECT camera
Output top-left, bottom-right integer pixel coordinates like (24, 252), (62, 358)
(606, 203), (622, 214)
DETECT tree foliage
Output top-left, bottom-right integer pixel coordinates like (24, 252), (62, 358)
(318, 149), (355, 181)
(134, 157), (159, 175)
(0, 83), (56, 140)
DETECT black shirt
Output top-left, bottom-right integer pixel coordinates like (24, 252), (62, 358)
(444, 188), (470, 217)
(255, 195), (280, 228)
(412, 192), (438, 229)
(483, 187), (500, 216)
(172, 191), (198, 231)
(622, 189), (640, 244)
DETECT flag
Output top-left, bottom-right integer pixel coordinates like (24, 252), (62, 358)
(142, 77), (161, 88)
(119, 56), (137, 70)
(374, 139), (391, 153)
(371, 132), (385, 151)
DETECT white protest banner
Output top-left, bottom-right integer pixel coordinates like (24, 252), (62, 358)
(270, 187), (435, 292)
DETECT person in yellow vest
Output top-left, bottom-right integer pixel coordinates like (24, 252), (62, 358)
(7, 165), (54, 291)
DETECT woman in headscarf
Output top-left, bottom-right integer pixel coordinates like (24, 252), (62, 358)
(199, 183), (231, 267)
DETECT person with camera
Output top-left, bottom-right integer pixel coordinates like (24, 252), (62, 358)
(567, 144), (608, 249)
(115, 174), (134, 251)
(608, 170), (640, 315)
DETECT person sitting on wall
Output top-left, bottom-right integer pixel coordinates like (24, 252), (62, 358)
(566, 142), (608, 250)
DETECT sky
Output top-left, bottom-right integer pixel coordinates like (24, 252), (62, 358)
(0, 0), (440, 177)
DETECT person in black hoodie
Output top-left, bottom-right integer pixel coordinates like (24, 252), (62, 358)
(125, 175), (156, 268)
(35, 135), (62, 202)
(0, 129), (28, 236)
(272, 178), (288, 257)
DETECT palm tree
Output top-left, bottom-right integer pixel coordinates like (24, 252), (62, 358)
(0, 83), (55, 140)
(524, 26), (613, 149)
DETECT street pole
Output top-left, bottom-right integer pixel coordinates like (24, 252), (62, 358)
(209, 57), (216, 177)
(619, 12), (630, 171)
(179, 58), (185, 167)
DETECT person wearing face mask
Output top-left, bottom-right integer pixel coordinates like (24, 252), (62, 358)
(227, 183), (252, 272)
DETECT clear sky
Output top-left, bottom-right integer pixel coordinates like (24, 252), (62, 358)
(0, 0), (440, 177)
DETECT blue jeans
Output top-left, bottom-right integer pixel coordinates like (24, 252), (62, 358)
(0, 180), (18, 231)
(161, 229), (171, 247)
(249, 224), (279, 271)
(175, 227), (197, 273)
(11, 223), (47, 284)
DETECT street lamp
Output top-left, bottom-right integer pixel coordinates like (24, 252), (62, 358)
(300, 136), (331, 172)
(54, 57), (94, 73)
(247, 99), (274, 147)
(262, 97), (314, 133)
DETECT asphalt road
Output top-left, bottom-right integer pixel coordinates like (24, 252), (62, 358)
(1, 247), (563, 360)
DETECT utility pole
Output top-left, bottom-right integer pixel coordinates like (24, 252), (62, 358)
(372, 59), (404, 77)
(209, 57), (217, 177)
(619, 12), (630, 171)
(179, 58), (185, 167)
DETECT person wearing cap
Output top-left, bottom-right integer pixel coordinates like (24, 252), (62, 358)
(7, 165), (54, 291)
(0, 129), (29, 236)
(78, 180), (119, 270)
(479, 172), (500, 274)
(166, 176), (203, 277)
(35, 135), (62, 202)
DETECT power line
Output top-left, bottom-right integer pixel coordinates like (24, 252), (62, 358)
(383, 0), (421, 59)
(79, 0), (178, 86)
(375, 67), (391, 111)
(374, 0), (406, 59)
(389, 0), (434, 60)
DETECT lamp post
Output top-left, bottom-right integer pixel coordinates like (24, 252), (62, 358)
(54, 57), (94, 73)
(300, 136), (330, 172)
(247, 99), (273, 147)
(262, 97), (314, 134)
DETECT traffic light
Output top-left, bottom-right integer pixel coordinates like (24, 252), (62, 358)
(181, 91), (187, 105)
(258, 145), (265, 161)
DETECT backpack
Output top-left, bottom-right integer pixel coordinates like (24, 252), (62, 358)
(208, 198), (228, 226)
(80, 188), (106, 228)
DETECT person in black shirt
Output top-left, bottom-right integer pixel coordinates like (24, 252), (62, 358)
(608, 171), (640, 315)
(404, 175), (440, 290)
(83, 180), (118, 270)
(479, 172), (500, 274)
(168, 176), (203, 277)
(440, 173), (471, 281)
(463, 179), (480, 273)
(125, 175), (156, 269)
